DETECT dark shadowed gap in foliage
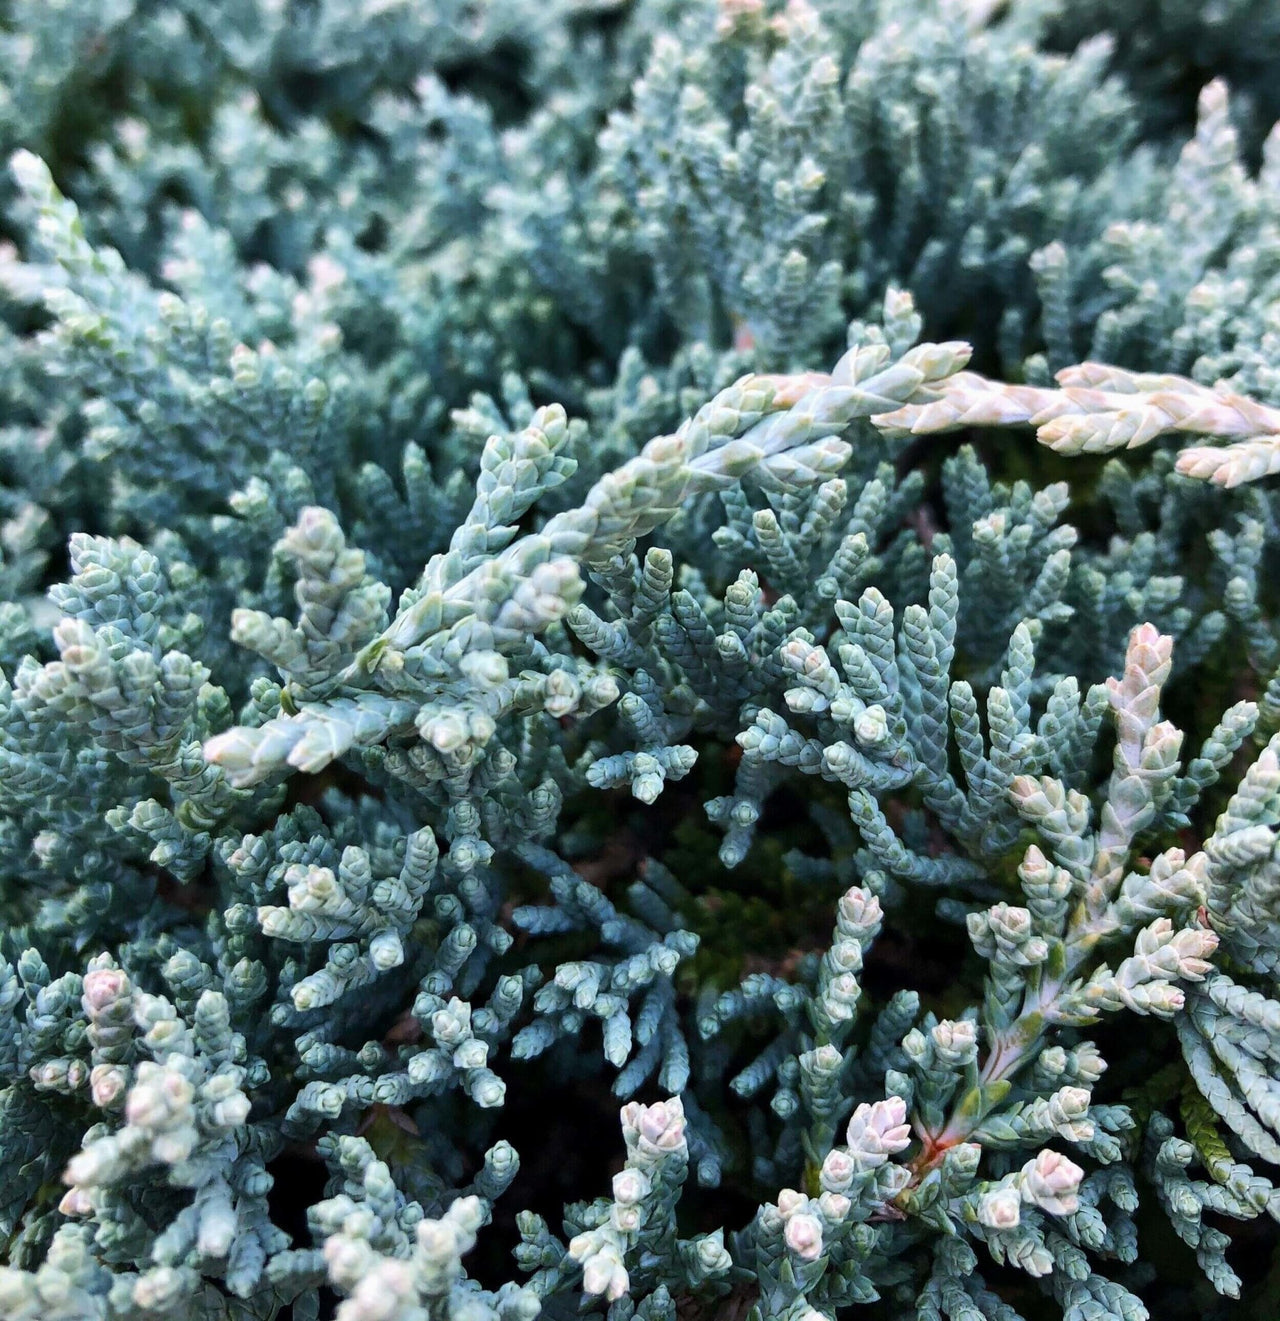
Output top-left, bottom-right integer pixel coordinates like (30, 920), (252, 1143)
(466, 1055), (622, 1288)
(267, 71), (331, 127)
(920, 285), (1009, 387)
(470, 1049), (761, 1293)
(290, 756), (388, 813)
(438, 40), (536, 128)
(280, 1292), (341, 1321)
(268, 1149), (340, 1321)
(856, 894), (972, 1008)
(753, 780), (813, 840)
(356, 210), (390, 255)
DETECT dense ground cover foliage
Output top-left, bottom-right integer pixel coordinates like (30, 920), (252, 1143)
(1, 2), (1280, 1319)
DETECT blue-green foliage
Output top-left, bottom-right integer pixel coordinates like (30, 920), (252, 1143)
(0, 2), (1279, 1320)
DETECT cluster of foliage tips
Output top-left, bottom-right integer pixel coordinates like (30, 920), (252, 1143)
(3, 0), (1280, 1318)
